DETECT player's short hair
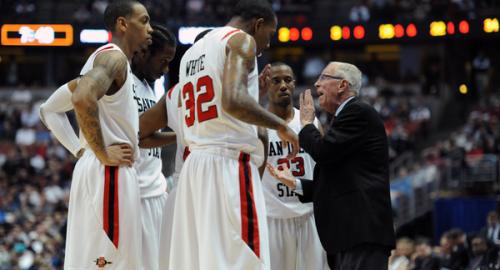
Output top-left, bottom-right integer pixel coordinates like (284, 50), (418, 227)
(232, 0), (275, 24)
(104, 0), (141, 32)
(149, 24), (176, 55)
(270, 62), (295, 78)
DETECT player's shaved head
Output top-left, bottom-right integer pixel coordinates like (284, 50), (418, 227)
(232, 0), (276, 25)
(104, 0), (142, 32)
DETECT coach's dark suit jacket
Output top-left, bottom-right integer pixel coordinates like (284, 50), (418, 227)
(298, 97), (395, 255)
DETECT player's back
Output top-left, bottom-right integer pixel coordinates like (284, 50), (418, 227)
(79, 43), (139, 159)
(178, 26), (262, 157)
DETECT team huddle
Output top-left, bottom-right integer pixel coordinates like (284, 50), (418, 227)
(39, 0), (330, 269)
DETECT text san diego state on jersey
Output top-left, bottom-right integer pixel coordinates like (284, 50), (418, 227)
(262, 108), (319, 219)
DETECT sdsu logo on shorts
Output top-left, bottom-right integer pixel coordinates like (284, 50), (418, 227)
(94, 257), (112, 268)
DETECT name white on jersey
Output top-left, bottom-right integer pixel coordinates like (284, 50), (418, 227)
(132, 74), (167, 198)
(178, 26), (264, 165)
(262, 108), (319, 218)
(78, 43), (139, 160)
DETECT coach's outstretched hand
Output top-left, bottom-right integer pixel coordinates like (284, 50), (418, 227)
(101, 143), (134, 167)
(300, 89), (316, 127)
(266, 162), (296, 189)
(277, 125), (299, 159)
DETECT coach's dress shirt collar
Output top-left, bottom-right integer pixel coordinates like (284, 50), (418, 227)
(335, 96), (356, 117)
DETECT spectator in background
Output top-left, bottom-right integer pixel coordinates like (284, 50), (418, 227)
(349, 0), (370, 22)
(412, 237), (441, 270)
(480, 211), (500, 246)
(466, 235), (499, 270)
(439, 228), (469, 270)
(389, 237), (414, 270)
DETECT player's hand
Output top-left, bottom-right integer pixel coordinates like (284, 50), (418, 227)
(100, 143), (134, 167)
(277, 124), (299, 159)
(266, 162), (296, 189)
(258, 64), (271, 99)
(300, 89), (315, 127)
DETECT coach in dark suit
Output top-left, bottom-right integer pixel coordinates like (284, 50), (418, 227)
(268, 61), (395, 269)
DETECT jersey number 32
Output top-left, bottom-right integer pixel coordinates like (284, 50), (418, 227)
(183, 75), (218, 127)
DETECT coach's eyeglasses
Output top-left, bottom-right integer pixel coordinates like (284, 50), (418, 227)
(317, 74), (344, 81)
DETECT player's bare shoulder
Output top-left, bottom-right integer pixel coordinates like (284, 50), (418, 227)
(226, 31), (256, 64)
(93, 50), (129, 94)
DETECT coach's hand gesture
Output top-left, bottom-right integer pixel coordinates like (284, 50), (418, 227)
(101, 143), (134, 167)
(258, 64), (271, 99)
(266, 162), (296, 189)
(300, 89), (315, 127)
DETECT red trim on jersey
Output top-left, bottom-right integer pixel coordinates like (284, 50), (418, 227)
(103, 166), (119, 248)
(182, 147), (191, 161)
(221, 29), (241, 40)
(167, 84), (178, 100)
(96, 45), (114, 55)
(238, 152), (260, 257)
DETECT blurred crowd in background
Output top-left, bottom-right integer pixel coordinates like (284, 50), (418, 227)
(1, 0), (500, 269)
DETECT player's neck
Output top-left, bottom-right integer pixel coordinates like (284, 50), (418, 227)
(269, 103), (294, 122)
(111, 36), (134, 61)
(226, 17), (252, 34)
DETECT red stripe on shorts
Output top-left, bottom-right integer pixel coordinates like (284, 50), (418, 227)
(238, 152), (260, 257)
(182, 146), (191, 161)
(103, 166), (110, 236)
(104, 166), (119, 248)
(112, 167), (119, 248)
(221, 29), (241, 40)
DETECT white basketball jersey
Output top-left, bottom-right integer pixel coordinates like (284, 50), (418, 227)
(79, 43), (139, 160)
(165, 83), (187, 186)
(132, 74), (167, 198)
(178, 26), (264, 163)
(262, 108), (319, 218)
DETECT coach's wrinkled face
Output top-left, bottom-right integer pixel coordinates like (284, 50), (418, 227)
(252, 16), (277, 55)
(314, 63), (349, 113)
(121, 3), (153, 54)
(268, 65), (295, 107)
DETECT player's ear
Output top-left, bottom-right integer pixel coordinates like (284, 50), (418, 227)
(116, 16), (128, 33)
(254, 18), (265, 34)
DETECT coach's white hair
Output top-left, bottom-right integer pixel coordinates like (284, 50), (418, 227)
(331, 61), (362, 94)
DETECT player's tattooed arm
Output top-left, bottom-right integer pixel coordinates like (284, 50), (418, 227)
(222, 33), (299, 158)
(139, 131), (176, 148)
(257, 127), (269, 178)
(139, 94), (168, 140)
(72, 51), (132, 166)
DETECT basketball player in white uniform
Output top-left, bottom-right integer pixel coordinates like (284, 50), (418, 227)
(130, 24), (177, 270)
(39, 23), (182, 269)
(262, 63), (330, 270)
(168, 0), (298, 268)
(68, 0), (152, 265)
